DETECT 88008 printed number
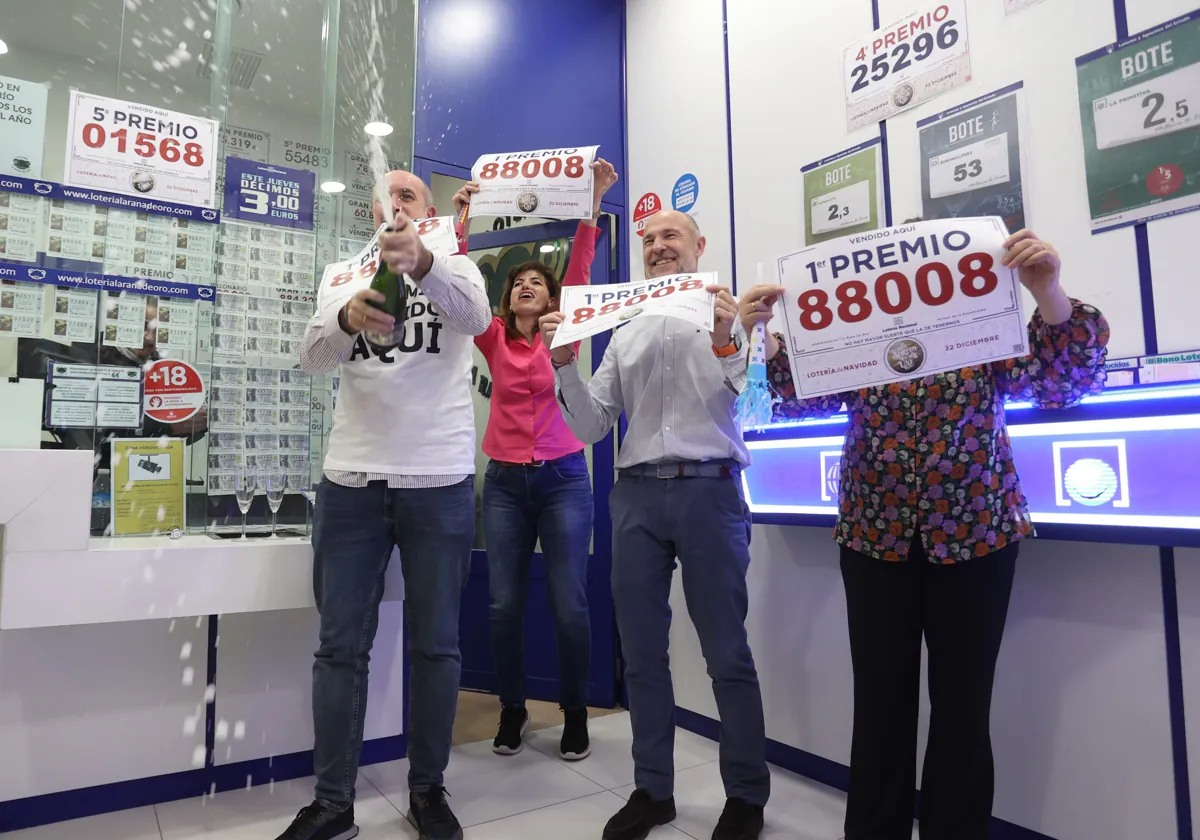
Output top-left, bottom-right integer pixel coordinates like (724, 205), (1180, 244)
(796, 252), (999, 331)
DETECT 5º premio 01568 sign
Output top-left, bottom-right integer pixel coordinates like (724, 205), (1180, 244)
(776, 217), (1027, 399)
(63, 90), (220, 208)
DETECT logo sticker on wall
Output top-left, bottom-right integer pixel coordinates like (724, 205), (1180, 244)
(634, 192), (662, 237)
(672, 173), (699, 214)
(1052, 439), (1130, 508)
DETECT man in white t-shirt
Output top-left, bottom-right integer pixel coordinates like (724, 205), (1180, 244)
(278, 170), (490, 840)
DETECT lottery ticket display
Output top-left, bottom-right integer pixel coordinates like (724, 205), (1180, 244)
(0, 281), (45, 338)
(0, 190), (43, 261)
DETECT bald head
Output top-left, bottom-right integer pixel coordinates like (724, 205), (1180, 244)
(373, 169), (435, 227)
(642, 209), (705, 278)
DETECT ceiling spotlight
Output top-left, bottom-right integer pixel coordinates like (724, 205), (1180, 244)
(364, 121), (393, 137)
(0, 39), (9, 55)
(320, 181), (346, 194)
(539, 244), (555, 253)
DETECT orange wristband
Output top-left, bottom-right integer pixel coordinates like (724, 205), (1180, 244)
(712, 342), (739, 358)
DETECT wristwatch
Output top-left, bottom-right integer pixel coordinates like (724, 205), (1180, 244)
(712, 332), (742, 357)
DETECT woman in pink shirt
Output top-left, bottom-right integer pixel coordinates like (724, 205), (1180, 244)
(453, 160), (618, 763)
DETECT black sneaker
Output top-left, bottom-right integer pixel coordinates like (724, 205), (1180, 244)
(560, 705), (590, 760)
(602, 789), (676, 840)
(274, 801), (358, 840)
(711, 797), (764, 840)
(492, 705), (529, 755)
(408, 786), (463, 840)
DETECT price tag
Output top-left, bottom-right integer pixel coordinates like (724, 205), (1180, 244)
(143, 358), (206, 423)
(811, 180), (871, 235)
(552, 272), (716, 348)
(843, 0), (971, 130)
(928, 132), (1010, 198)
(344, 151), (403, 197)
(469, 145), (599, 220)
(63, 90), (219, 207)
(776, 217), (1027, 398)
(219, 126), (271, 163)
(340, 196), (376, 241)
(1093, 61), (1200, 150)
(222, 158), (316, 229)
(281, 139), (331, 170)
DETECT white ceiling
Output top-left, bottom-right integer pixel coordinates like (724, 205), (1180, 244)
(0, 0), (417, 139)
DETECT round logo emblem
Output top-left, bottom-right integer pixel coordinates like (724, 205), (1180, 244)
(618, 307), (644, 322)
(1064, 458), (1119, 506)
(12, 156), (31, 172)
(516, 192), (539, 213)
(1147, 164), (1183, 198)
(885, 337), (926, 376)
(131, 171), (156, 194)
(634, 192), (662, 237)
(892, 83), (915, 108)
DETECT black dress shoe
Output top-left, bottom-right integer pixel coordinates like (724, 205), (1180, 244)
(603, 789), (677, 840)
(711, 797), (764, 840)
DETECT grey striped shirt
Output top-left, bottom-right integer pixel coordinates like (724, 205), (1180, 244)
(553, 315), (751, 469)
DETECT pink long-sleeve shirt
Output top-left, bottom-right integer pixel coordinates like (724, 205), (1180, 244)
(474, 221), (600, 463)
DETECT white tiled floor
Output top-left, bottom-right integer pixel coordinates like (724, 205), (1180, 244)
(5, 713), (872, 840)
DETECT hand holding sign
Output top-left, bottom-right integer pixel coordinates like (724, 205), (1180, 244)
(539, 311), (573, 365)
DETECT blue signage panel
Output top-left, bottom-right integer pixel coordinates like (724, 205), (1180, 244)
(743, 411), (1200, 536)
(222, 157), (315, 230)
(672, 173), (698, 213)
(0, 173), (219, 224)
(0, 259), (214, 302)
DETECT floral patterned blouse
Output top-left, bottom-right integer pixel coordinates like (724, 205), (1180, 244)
(767, 300), (1110, 563)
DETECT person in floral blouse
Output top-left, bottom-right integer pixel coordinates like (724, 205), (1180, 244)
(737, 228), (1109, 840)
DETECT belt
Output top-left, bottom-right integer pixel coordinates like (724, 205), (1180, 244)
(619, 460), (742, 480)
(493, 452), (582, 469)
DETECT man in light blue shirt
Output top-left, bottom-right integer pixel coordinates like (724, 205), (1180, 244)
(540, 210), (768, 840)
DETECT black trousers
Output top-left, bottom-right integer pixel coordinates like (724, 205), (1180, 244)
(840, 540), (1018, 840)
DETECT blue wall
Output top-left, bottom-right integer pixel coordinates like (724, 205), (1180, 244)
(415, 0), (628, 208)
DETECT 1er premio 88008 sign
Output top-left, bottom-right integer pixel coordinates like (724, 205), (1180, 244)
(776, 217), (1027, 398)
(63, 90), (220, 208)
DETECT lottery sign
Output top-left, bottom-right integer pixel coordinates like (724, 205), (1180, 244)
(1076, 12), (1200, 232)
(775, 217), (1027, 398)
(63, 90), (219, 207)
(219, 126), (271, 163)
(143, 358), (206, 423)
(801, 137), (886, 245)
(551, 272), (716, 349)
(469, 145), (600, 220)
(223, 158), (316, 230)
(317, 218), (461, 320)
(344, 151), (404, 197)
(918, 82), (1028, 234)
(843, 0), (972, 131)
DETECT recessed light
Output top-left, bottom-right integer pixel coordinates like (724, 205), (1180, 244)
(320, 181), (346, 194)
(539, 244), (555, 253)
(364, 122), (393, 137)
(0, 39), (9, 55)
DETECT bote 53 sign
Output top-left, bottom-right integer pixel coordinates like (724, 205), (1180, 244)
(776, 217), (1027, 398)
(64, 90), (220, 207)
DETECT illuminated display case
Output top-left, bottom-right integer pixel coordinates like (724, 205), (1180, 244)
(742, 382), (1200, 547)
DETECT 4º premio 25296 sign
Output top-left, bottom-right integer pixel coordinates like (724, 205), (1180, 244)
(775, 217), (1027, 399)
(63, 90), (220, 208)
(843, 0), (972, 131)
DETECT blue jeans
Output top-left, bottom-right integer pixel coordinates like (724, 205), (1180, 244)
(482, 451), (593, 710)
(610, 472), (770, 807)
(311, 477), (474, 808)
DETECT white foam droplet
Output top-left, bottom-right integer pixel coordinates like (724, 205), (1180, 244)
(143, 565), (155, 582)
(166, 55), (182, 69)
(204, 684), (217, 703)
(191, 745), (206, 767)
(157, 504), (167, 522)
(153, 547), (165, 560)
(158, 435), (171, 448)
(183, 714), (198, 736)
(168, 619), (176, 632)
(215, 719), (229, 741)
(233, 720), (246, 740)
(180, 642), (192, 660)
(246, 774), (253, 790)
(182, 666), (195, 686)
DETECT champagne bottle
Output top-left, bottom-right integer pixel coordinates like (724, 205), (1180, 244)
(363, 246), (408, 352)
